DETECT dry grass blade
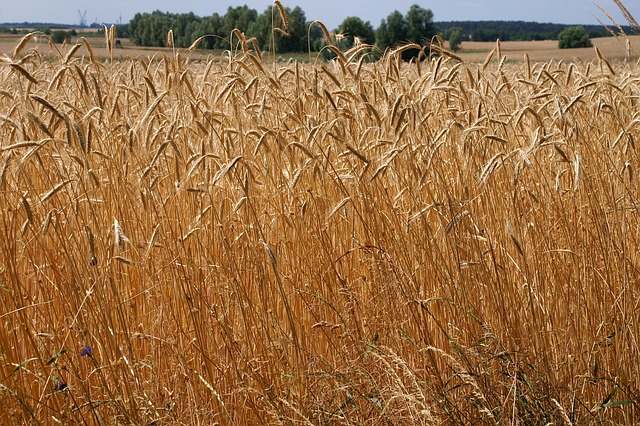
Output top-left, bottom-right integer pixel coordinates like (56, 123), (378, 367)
(135, 91), (168, 132)
(0, 113), (18, 129)
(213, 156), (243, 184)
(612, 0), (640, 30)
(145, 224), (161, 259)
(327, 197), (351, 221)
(408, 204), (436, 224)
(10, 63), (38, 85)
(445, 210), (469, 234)
(39, 180), (72, 203)
(2, 141), (45, 152)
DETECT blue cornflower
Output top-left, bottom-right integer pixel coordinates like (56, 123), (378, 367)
(80, 345), (92, 357)
(57, 381), (67, 391)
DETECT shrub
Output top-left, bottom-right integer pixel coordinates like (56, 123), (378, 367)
(558, 26), (592, 49)
(51, 30), (70, 44)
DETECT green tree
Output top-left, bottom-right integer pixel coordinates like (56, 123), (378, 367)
(278, 6), (307, 52)
(247, 5), (307, 53)
(448, 27), (462, 52)
(196, 13), (224, 49)
(406, 4), (437, 45)
(222, 5), (258, 39)
(558, 26), (592, 49)
(51, 30), (70, 44)
(307, 21), (325, 52)
(376, 5), (437, 59)
(376, 10), (406, 52)
(337, 16), (375, 48)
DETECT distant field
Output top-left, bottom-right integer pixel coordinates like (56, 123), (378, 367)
(1, 33), (640, 62)
(453, 35), (640, 62)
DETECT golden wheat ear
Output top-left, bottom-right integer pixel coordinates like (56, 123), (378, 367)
(12, 32), (38, 59)
(273, 1), (289, 32)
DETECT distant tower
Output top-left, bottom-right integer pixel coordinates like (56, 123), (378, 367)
(78, 10), (87, 27)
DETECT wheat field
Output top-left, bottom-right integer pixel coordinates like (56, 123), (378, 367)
(0, 32), (639, 425)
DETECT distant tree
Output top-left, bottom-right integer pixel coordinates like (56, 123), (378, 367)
(448, 27), (462, 52)
(115, 24), (130, 39)
(307, 22), (325, 52)
(247, 9), (272, 50)
(51, 30), (70, 43)
(195, 13), (224, 49)
(247, 5), (306, 53)
(222, 5), (258, 39)
(406, 4), (437, 45)
(376, 10), (406, 52)
(337, 16), (375, 47)
(376, 5), (437, 59)
(129, 11), (170, 47)
(172, 12), (201, 47)
(280, 6), (308, 52)
(558, 26), (592, 49)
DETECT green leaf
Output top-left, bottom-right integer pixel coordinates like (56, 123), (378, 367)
(363, 333), (379, 361)
(46, 348), (68, 365)
(601, 400), (633, 409)
(11, 357), (37, 373)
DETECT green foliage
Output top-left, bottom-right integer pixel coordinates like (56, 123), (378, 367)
(337, 16), (375, 47)
(376, 4), (437, 60)
(51, 30), (70, 44)
(448, 27), (462, 52)
(307, 22), (326, 52)
(115, 25), (130, 39)
(196, 13), (224, 50)
(406, 4), (436, 45)
(128, 5), (315, 52)
(436, 21), (619, 42)
(129, 11), (176, 47)
(248, 5), (309, 53)
(558, 26), (593, 49)
(376, 11), (407, 52)
(221, 5), (258, 39)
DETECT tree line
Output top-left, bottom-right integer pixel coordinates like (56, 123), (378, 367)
(124, 5), (626, 54)
(437, 21), (630, 42)
(126, 4), (440, 54)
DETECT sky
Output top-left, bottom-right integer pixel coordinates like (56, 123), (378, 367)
(1, 0), (639, 30)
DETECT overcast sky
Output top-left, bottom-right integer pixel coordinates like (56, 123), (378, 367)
(1, 1), (638, 30)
